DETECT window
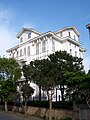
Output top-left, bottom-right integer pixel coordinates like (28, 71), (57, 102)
(20, 38), (23, 42)
(20, 49), (22, 56)
(28, 33), (31, 39)
(79, 52), (81, 58)
(42, 41), (46, 52)
(12, 53), (15, 58)
(27, 46), (30, 56)
(52, 40), (55, 51)
(74, 35), (76, 40)
(24, 47), (26, 56)
(75, 51), (77, 57)
(60, 32), (63, 37)
(36, 43), (39, 55)
(68, 32), (70, 37)
(69, 42), (71, 46)
(17, 51), (19, 57)
(70, 49), (72, 55)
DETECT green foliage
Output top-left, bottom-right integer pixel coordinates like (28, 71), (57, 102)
(60, 117), (72, 120)
(0, 100), (73, 110)
(22, 50), (84, 102)
(26, 101), (49, 108)
(49, 51), (83, 72)
(0, 57), (22, 102)
(21, 100), (73, 109)
(52, 116), (56, 120)
(23, 59), (59, 92)
(0, 58), (22, 81)
(48, 51), (84, 101)
(52, 101), (73, 109)
(21, 83), (34, 97)
(0, 80), (16, 100)
(64, 69), (90, 107)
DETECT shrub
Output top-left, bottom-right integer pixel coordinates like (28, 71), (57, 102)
(60, 117), (72, 120)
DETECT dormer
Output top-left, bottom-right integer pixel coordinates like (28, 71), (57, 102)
(54, 26), (80, 41)
(16, 28), (41, 44)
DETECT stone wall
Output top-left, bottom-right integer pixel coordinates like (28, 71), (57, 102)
(12, 106), (73, 120)
(1, 104), (90, 119)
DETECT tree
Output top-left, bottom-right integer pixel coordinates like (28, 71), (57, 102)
(64, 69), (90, 108)
(48, 51), (84, 101)
(0, 58), (22, 112)
(64, 71), (85, 99)
(78, 72), (90, 107)
(23, 59), (59, 120)
(22, 50), (84, 119)
(21, 82), (34, 115)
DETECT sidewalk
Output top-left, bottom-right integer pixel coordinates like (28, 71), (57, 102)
(0, 111), (44, 120)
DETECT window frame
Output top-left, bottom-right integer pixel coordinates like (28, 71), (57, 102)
(24, 47), (26, 56)
(42, 40), (46, 53)
(28, 32), (31, 39)
(27, 46), (30, 56)
(20, 49), (22, 56)
(52, 40), (55, 52)
(20, 37), (23, 42)
(36, 43), (39, 55)
(75, 51), (77, 57)
(70, 49), (72, 55)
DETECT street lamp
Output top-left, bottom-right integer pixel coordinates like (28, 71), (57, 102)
(86, 23), (90, 38)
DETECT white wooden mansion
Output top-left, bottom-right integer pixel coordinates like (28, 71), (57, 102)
(6, 26), (85, 101)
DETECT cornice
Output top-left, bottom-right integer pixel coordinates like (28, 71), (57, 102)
(14, 31), (54, 47)
(6, 45), (19, 52)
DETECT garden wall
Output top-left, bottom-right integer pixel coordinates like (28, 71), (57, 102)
(12, 106), (73, 120)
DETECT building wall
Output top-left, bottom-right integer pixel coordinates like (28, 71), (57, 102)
(7, 27), (85, 101)
(55, 29), (78, 41)
(19, 31), (39, 44)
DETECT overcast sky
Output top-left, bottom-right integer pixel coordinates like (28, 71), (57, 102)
(0, 0), (90, 71)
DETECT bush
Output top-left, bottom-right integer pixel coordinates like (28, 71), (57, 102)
(60, 117), (72, 120)
(26, 100), (73, 109)
(52, 116), (56, 120)
(27, 100), (49, 108)
(14, 100), (73, 109)
(52, 101), (73, 109)
(0, 100), (73, 109)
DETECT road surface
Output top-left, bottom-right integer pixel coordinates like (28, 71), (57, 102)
(0, 111), (43, 120)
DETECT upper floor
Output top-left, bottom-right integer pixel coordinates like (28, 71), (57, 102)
(6, 26), (85, 65)
(16, 28), (41, 44)
(55, 26), (80, 41)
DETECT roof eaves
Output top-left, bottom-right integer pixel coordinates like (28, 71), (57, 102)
(6, 45), (19, 52)
(54, 26), (80, 37)
(16, 27), (41, 38)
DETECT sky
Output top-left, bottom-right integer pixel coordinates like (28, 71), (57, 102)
(0, 0), (90, 71)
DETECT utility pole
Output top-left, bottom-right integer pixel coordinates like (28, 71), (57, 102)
(86, 23), (90, 38)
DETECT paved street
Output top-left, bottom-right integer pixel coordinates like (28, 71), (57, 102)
(0, 111), (43, 120)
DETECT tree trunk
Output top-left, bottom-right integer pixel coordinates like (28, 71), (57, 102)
(56, 88), (57, 102)
(25, 97), (27, 116)
(5, 100), (8, 112)
(48, 92), (52, 120)
(60, 85), (64, 101)
(39, 85), (41, 101)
